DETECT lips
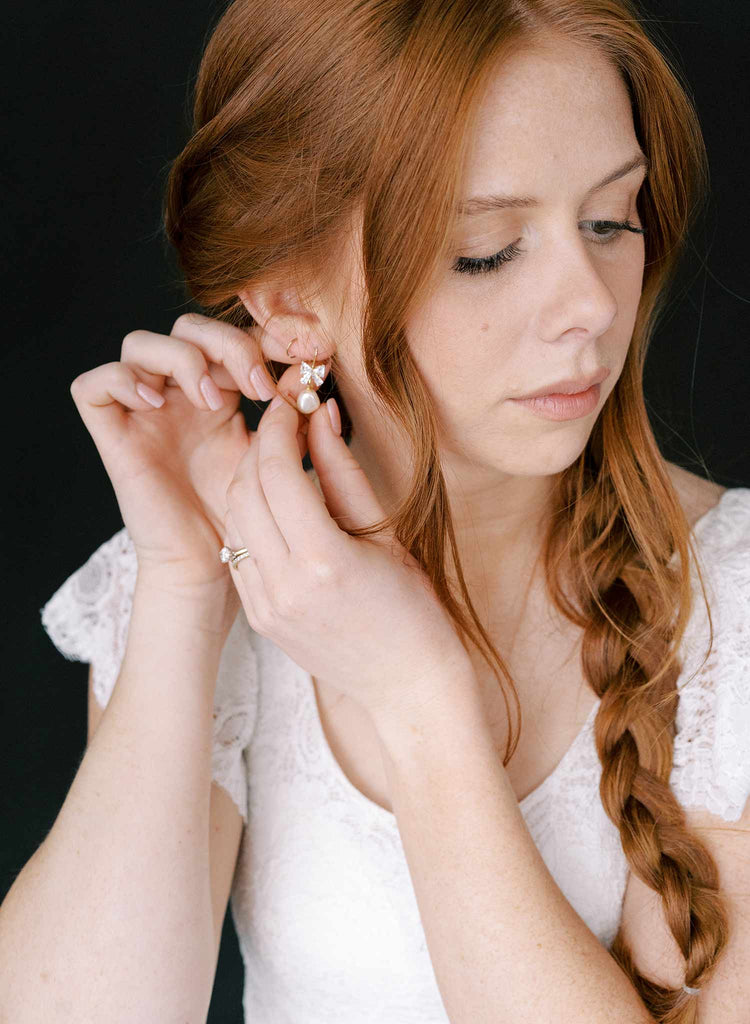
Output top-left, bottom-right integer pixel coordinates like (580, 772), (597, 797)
(515, 367), (611, 400)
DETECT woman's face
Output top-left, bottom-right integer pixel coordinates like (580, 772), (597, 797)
(338, 36), (648, 509)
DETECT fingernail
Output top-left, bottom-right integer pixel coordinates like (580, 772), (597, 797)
(268, 393), (285, 411)
(135, 382), (165, 408)
(326, 397), (342, 436)
(250, 365), (275, 401)
(200, 373), (224, 410)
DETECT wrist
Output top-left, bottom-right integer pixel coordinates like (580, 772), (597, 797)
(369, 655), (484, 760)
(134, 571), (240, 641)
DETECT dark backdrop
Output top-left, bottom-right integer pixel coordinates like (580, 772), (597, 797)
(3, 1), (748, 1020)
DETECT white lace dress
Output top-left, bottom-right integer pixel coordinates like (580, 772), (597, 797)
(40, 477), (750, 1024)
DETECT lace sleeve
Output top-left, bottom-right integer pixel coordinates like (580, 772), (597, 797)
(671, 489), (750, 823)
(40, 527), (259, 824)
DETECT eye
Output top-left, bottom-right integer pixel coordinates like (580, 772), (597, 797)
(581, 219), (646, 243)
(452, 240), (523, 276)
(451, 220), (646, 276)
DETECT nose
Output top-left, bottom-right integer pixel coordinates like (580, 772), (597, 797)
(535, 234), (619, 344)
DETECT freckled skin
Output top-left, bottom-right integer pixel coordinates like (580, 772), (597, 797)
(245, 32), (647, 579)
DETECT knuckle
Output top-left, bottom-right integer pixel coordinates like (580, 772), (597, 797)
(268, 581), (298, 621)
(121, 329), (146, 352)
(226, 477), (251, 505)
(171, 312), (204, 334)
(304, 555), (338, 585)
(257, 454), (285, 483)
(225, 328), (254, 364)
(182, 344), (207, 374)
(70, 363), (117, 394)
(221, 330), (255, 386)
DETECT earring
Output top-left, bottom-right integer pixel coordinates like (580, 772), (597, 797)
(287, 337), (328, 415)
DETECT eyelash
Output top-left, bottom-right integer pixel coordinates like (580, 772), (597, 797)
(452, 220), (646, 276)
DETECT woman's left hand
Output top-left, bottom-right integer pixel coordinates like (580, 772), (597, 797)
(222, 386), (473, 728)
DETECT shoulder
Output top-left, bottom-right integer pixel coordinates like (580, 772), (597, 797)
(666, 468), (750, 824)
(40, 526), (138, 705)
(663, 461), (750, 576)
(661, 462), (750, 587)
(663, 460), (728, 530)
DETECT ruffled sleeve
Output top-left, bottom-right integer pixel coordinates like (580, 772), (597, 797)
(671, 488), (750, 823)
(40, 526), (259, 824)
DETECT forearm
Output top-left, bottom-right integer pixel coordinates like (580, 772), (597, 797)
(0, 577), (234, 1023)
(372, 672), (654, 1024)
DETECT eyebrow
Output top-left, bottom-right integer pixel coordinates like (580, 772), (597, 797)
(457, 152), (650, 216)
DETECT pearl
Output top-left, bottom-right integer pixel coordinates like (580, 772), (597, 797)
(297, 389), (321, 414)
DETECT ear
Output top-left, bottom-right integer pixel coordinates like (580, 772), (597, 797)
(238, 286), (330, 366)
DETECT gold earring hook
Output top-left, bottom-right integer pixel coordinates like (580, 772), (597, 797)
(287, 339), (321, 368)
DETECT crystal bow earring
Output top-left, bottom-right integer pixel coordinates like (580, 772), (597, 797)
(287, 337), (328, 414)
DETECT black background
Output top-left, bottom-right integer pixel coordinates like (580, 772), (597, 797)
(3, 1), (748, 1020)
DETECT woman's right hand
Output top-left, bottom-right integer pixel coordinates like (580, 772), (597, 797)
(69, 312), (313, 598)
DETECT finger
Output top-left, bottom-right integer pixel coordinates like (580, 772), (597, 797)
(249, 389), (341, 555)
(121, 328), (235, 411)
(162, 357), (301, 409)
(124, 312), (277, 404)
(305, 399), (388, 534)
(170, 313), (278, 400)
(70, 360), (167, 436)
(68, 362), (173, 477)
(226, 422), (291, 580)
(222, 506), (267, 625)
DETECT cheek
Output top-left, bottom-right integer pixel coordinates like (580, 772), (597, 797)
(604, 240), (645, 307)
(412, 282), (520, 359)
(405, 309), (497, 429)
(406, 291), (487, 378)
(608, 250), (645, 344)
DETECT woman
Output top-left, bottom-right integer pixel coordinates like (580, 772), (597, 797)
(3, 0), (748, 1021)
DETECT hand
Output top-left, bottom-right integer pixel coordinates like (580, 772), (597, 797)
(222, 388), (473, 725)
(69, 313), (309, 603)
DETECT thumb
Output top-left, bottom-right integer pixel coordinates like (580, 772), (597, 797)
(306, 399), (387, 534)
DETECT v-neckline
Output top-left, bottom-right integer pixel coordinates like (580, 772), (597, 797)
(301, 665), (601, 826)
(297, 473), (737, 825)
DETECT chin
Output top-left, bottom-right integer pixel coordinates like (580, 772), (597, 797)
(487, 426), (595, 478)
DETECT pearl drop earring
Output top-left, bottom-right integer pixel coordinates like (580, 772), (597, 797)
(286, 337), (328, 415)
